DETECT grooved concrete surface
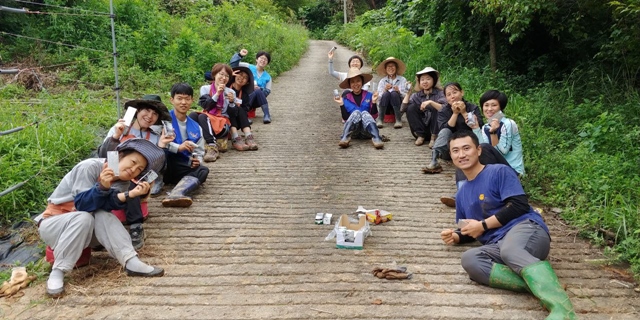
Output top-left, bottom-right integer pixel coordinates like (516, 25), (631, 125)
(2, 40), (639, 319)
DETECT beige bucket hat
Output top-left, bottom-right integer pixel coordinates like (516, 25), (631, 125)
(414, 66), (442, 91)
(339, 68), (374, 89)
(376, 57), (407, 76)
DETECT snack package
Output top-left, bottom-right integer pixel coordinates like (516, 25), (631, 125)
(355, 206), (393, 225)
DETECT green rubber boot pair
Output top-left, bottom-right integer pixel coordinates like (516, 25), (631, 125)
(490, 262), (576, 319)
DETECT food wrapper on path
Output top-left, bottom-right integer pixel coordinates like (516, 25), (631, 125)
(355, 206), (393, 225)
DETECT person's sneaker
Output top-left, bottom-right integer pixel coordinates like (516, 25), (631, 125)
(415, 136), (425, 146)
(203, 143), (219, 162)
(232, 136), (249, 151)
(394, 121), (402, 129)
(129, 224), (145, 250)
(440, 196), (456, 208)
(217, 138), (228, 153)
(245, 135), (258, 150)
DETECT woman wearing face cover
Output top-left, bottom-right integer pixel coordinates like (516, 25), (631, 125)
(402, 67), (446, 147)
(375, 57), (409, 129)
(333, 68), (384, 149)
(327, 49), (371, 91)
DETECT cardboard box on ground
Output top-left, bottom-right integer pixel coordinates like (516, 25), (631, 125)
(325, 214), (371, 250)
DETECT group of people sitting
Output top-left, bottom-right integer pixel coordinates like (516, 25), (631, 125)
(31, 46), (575, 319)
(328, 51), (576, 319)
(35, 49), (274, 298)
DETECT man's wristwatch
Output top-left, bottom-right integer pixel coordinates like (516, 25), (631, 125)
(481, 219), (488, 231)
(124, 191), (131, 202)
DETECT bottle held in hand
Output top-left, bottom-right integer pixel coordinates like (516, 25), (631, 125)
(333, 89), (340, 99)
(467, 112), (476, 127)
(162, 120), (175, 139)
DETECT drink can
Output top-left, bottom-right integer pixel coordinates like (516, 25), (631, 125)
(333, 89), (340, 99)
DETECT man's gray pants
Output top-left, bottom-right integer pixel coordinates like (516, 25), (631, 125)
(39, 210), (137, 272)
(461, 219), (551, 285)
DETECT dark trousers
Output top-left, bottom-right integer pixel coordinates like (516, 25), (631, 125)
(406, 103), (438, 138)
(164, 153), (209, 185)
(248, 89), (269, 110)
(227, 106), (251, 130)
(125, 182), (143, 225)
(378, 91), (402, 120)
(188, 112), (229, 143)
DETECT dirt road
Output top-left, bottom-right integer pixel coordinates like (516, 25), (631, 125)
(1, 40), (639, 319)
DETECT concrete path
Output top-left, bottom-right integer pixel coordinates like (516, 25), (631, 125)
(2, 40), (639, 319)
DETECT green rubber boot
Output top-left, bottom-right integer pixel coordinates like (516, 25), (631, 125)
(489, 263), (529, 293)
(521, 261), (577, 320)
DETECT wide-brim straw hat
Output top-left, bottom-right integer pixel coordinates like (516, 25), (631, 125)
(123, 95), (171, 126)
(376, 57), (406, 76)
(226, 66), (254, 95)
(414, 67), (442, 90)
(115, 138), (166, 177)
(339, 68), (374, 89)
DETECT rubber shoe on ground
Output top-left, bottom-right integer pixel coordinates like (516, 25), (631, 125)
(245, 135), (258, 150)
(203, 144), (219, 162)
(217, 138), (228, 153)
(421, 165), (443, 173)
(422, 149), (442, 173)
(440, 196), (456, 208)
(338, 138), (350, 148)
(521, 261), (577, 319)
(376, 117), (384, 128)
(125, 267), (165, 277)
(150, 179), (164, 196)
(372, 138), (384, 149)
(489, 263), (529, 293)
(428, 134), (437, 148)
(129, 224), (145, 250)
(394, 121), (402, 129)
(232, 136), (249, 151)
(162, 176), (200, 207)
(415, 136), (425, 146)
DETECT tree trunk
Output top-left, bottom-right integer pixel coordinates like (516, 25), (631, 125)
(488, 23), (497, 73)
(347, 0), (356, 23)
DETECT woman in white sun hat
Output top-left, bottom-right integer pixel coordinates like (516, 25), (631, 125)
(402, 67), (446, 147)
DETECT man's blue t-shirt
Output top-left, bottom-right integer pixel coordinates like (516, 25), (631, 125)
(455, 164), (549, 245)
